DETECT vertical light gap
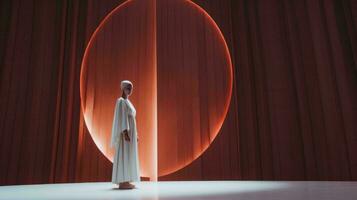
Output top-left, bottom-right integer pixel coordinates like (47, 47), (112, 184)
(153, 0), (158, 182)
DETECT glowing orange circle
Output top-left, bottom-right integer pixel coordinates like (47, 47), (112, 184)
(80, 0), (233, 178)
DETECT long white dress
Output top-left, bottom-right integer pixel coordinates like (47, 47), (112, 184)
(110, 97), (140, 183)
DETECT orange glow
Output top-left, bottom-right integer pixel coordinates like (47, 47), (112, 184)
(80, 0), (157, 180)
(80, 0), (233, 180)
(157, 0), (233, 177)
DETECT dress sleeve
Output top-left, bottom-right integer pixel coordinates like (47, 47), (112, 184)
(110, 99), (130, 148)
(118, 99), (130, 133)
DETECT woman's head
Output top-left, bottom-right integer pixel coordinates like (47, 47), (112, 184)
(121, 80), (133, 96)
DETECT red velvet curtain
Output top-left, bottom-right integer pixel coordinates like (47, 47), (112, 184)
(0, 0), (356, 185)
(156, 0), (234, 177)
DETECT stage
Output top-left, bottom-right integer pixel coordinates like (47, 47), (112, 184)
(0, 181), (356, 200)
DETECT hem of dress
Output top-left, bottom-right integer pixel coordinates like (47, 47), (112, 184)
(111, 178), (141, 184)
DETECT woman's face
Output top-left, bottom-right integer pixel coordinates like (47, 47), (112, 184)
(124, 85), (133, 96)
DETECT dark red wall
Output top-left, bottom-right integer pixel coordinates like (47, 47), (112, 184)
(0, 0), (356, 185)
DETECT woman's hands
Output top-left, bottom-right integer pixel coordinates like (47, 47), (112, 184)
(122, 129), (139, 142)
(123, 129), (130, 142)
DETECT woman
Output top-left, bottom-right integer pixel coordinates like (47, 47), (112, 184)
(110, 80), (140, 189)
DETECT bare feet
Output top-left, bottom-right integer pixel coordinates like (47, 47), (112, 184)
(128, 182), (136, 189)
(118, 182), (135, 189)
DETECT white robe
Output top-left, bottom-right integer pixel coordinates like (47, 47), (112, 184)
(110, 97), (140, 183)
